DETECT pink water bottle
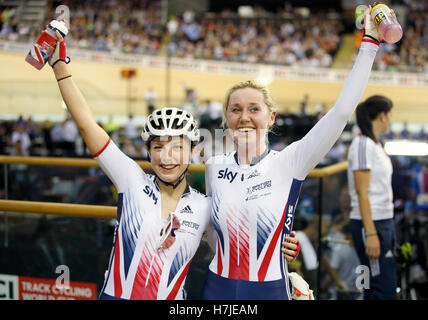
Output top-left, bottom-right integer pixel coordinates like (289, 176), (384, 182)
(370, 2), (403, 44)
(25, 19), (68, 70)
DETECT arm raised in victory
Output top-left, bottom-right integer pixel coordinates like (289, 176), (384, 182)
(50, 31), (109, 156)
(289, 10), (381, 180)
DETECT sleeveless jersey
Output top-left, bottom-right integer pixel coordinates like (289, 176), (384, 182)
(95, 139), (210, 300)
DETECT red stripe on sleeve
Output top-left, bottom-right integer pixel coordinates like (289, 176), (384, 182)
(361, 38), (380, 46)
(92, 138), (111, 158)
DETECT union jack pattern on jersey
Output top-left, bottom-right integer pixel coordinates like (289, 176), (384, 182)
(206, 151), (302, 297)
(95, 139), (210, 300)
(205, 41), (380, 299)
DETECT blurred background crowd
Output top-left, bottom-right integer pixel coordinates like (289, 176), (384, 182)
(0, 0), (426, 71)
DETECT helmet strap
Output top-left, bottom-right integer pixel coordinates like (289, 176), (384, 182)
(156, 166), (189, 189)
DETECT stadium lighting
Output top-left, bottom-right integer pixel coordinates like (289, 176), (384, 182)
(384, 140), (428, 156)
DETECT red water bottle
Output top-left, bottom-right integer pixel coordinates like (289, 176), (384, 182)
(25, 19), (68, 70)
(370, 2), (403, 44)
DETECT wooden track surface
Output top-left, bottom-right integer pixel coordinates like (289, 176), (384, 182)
(1, 51), (427, 124)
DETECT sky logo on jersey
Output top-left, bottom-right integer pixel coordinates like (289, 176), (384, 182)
(217, 168), (238, 183)
(143, 185), (158, 205)
(283, 179), (303, 233)
(284, 205), (294, 231)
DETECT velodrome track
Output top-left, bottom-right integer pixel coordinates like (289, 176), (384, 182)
(1, 51), (427, 125)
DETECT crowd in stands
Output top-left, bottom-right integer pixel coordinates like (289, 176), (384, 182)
(1, 84), (427, 161)
(2, 0), (342, 68)
(354, 0), (428, 73)
(1, 1), (426, 71)
(0, 0), (426, 72)
(165, 8), (342, 67)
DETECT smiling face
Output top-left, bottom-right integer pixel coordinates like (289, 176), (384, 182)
(149, 136), (193, 184)
(225, 87), (276, 150)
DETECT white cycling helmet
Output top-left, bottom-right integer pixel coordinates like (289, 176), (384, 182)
(141, 107), (200, 143)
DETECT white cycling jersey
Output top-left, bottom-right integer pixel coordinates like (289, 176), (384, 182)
(205, 42), (379, 287)
(95, 139), (210, 300)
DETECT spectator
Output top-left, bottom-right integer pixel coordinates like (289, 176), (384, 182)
(62, 117), (79, 157)
(167, 16), (179, 38)
(15, 114), (26, 128)
(26, 116), (37, 141)
(144, 87), (157, 114)
(384, 129), (396, 140)
(50, 121), (64, 156)
(415, 127), (428, 140)
(400, 122), (411, 139)
(181, 20), (201, 43)
(348, 95), (398, 300)
(294, 216), (330, 290)
(0, 124), (8, 155)
(330, 186), (351, 220)
(11, 123), (31, 156)
(124, 114), (138, 143)
(103, 116), (119, 140)
(315, 102), (327, 121)
(410, 162), (428, 211)
(122, 138), (138, 158)
(181, 86), (198, 116)
(327, 139), (347, 164)
(298, 94), (310, 116)
(41, 120), (53, 154)
(328, 224), (363, 300)
(183, 9), (195, 24)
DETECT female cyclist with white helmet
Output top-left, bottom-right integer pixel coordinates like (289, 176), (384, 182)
(46, 30), (300, 299)
(202, 8), (386, 300)
(45, 27), (212, 298)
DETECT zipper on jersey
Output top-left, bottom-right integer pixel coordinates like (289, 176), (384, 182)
(148, 184), (186, 285)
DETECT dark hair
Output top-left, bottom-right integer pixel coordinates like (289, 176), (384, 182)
(356, 95), (393, 142)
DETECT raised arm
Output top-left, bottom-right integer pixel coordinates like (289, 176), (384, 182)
(50, 32), (109, 156)
(289, 11), (381, 179)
